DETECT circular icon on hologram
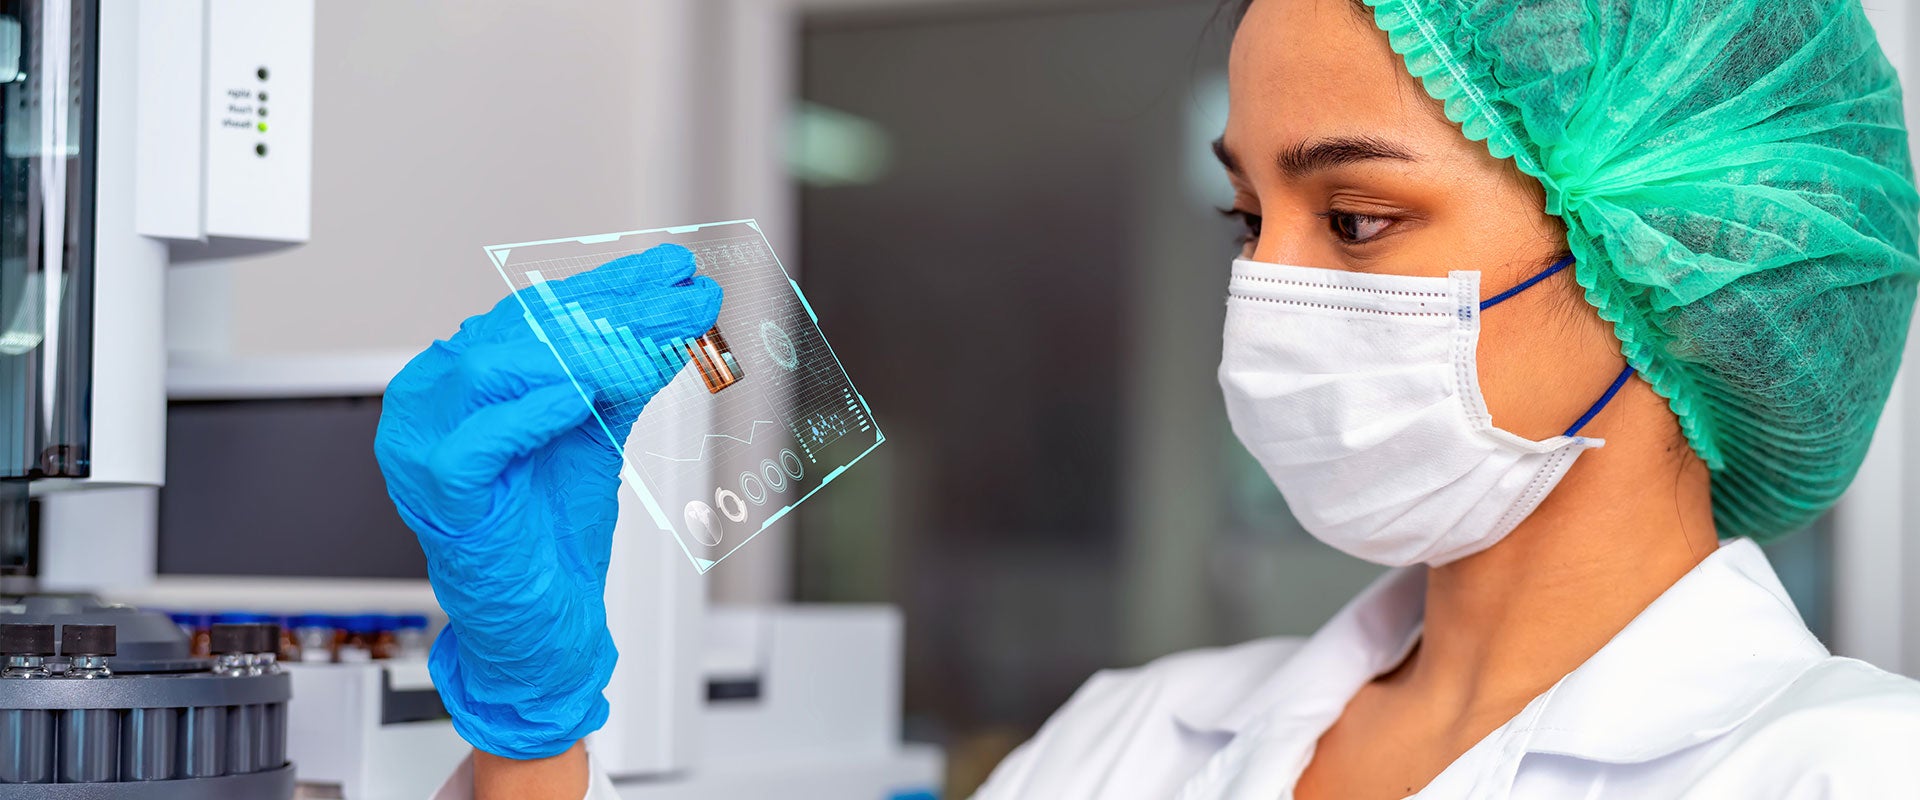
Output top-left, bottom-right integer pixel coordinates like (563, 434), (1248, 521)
(715, 488), (749, 523)
(780, 449), (806, 481)
(761, 459), (788, 493)
(684, 500), (723, 547)
(740, 471), (767, 505)
(761, 320), (799, 370)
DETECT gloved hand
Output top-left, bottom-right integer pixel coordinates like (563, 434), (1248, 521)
(375, 243), (721, 759)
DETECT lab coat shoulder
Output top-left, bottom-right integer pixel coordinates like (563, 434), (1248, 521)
(1682, 657), (1920, 799)
(971, 636), (1301, 800)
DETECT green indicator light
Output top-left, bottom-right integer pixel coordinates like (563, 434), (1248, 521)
(257, 122), (268, 133)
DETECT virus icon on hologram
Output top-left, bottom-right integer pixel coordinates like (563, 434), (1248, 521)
(761, 319), (799, 370)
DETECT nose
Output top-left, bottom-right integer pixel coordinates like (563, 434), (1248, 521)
(1247, 230), (1306, 266)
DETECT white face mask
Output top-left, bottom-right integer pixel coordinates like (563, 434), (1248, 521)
(1217, 257), (1633, 567)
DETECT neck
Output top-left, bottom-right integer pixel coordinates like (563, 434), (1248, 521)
(1402, 379), (1718, 713)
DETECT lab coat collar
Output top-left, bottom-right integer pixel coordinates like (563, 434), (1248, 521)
(1176, 538), (1829, 765)
(1522, 537), (1828, 763)
(1172, 560), (1426, 736)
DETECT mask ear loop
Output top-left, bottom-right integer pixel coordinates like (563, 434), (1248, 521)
(1479, 254), (1575, 311)
(1562, 365), (1636, 437)
(1474, 254), (1635, 438)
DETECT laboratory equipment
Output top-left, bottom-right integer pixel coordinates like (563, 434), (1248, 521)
(0, 597), (292, 795)
(112, 356), (945, 796)
(487, 220), (885, 572)
(275, 605), (940, 800)
(0, 0), (316, 795)
(393, 615), (428, 660)
(289, 616), (332, 664)
(3, 0), (319, 554)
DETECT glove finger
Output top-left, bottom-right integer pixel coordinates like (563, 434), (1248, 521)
(622, 274), (722, 342)
(566, 243), (699, 291)
(544, 249), (723, 339)
(425, 383), (595, 529)
(540, 276), (722, 411)
(532, 245), (697, 324)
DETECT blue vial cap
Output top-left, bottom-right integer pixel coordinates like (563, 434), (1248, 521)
(340, 614), (381, 634)
(397, 614), (429, 630)
(212, 611), (270, 625)
(289, 614), (334, 629)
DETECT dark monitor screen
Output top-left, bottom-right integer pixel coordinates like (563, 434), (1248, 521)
(158, 396), (427, 579)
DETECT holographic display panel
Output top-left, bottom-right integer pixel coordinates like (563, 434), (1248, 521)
(486, 220), (883, 572)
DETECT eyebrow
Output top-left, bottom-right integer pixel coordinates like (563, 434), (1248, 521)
(1212, 135), (1419, 179)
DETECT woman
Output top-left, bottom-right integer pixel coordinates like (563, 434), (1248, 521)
(380, 0), (1920, 797)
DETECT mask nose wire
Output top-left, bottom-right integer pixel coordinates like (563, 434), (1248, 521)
(1474, 253), (1636, 438)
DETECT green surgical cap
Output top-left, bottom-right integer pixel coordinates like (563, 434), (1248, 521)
(1358, 0), (1920, 540)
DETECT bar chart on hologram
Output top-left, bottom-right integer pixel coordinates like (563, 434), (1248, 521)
(486, 220), (882, 572)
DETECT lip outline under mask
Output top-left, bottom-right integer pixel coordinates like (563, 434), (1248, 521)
(1217, 255), (1634, 567)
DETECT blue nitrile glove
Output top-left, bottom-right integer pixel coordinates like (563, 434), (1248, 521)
(374, 243), (720, 759)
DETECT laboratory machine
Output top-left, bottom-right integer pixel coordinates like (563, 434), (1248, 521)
(0, 0), (313, 794)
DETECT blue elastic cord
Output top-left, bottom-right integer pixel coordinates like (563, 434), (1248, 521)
(1477, 253), (1630, 437)
(1563, 365), (1637, 438)
(1480, 254), (1576, 311)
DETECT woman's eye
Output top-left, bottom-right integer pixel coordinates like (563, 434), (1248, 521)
(1218, 207), (1262, 244)
(1322, 211), (1392, 244)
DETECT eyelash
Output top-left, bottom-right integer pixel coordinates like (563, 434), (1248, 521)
(1216, 207), (1396, 246)
(1219, 208), (1262, 245)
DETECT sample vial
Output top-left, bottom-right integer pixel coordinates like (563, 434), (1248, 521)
(335, 615), (375, 663)
(182, 613), (212, 658)
(394, 614), (430, 660)
(370, 615), (398, 661)
(275, 618), (301, 663)
(688, 325), (747, 394)
(291, 614), (334, 663)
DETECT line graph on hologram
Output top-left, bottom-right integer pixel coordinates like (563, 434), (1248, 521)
(644, 419), (779, 463)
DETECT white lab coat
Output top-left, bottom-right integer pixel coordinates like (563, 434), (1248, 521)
(972, 537), (1920, 799)
(435, 537), (1920, 799)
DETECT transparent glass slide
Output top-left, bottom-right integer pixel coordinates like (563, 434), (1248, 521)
(485, 220), (883, 572)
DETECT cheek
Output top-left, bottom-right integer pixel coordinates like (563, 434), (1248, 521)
(1474, 284), (1623, 442)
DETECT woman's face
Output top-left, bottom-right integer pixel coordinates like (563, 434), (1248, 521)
(1220, 0), (1625, 442)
